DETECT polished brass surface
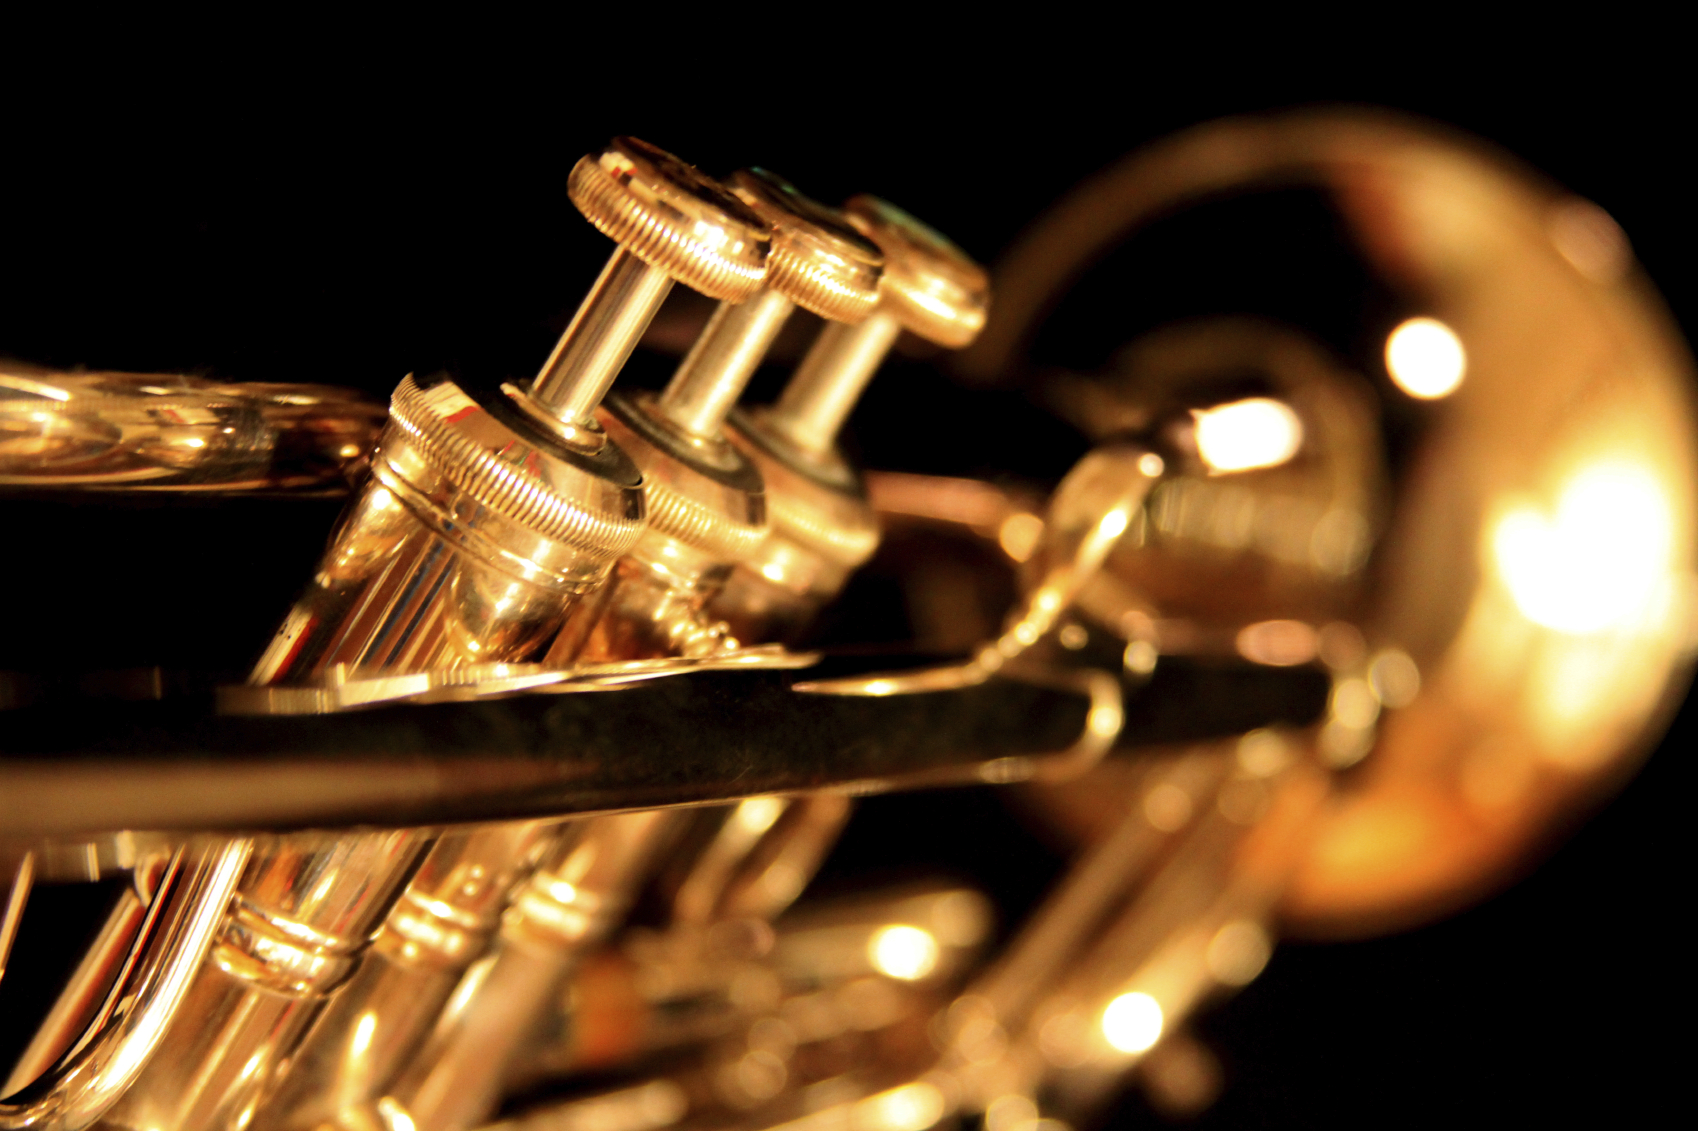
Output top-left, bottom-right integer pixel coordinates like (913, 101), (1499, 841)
(267, 822), (558, 1131)
(1, 111), (1693, 1131)
(508, 882), (988, 1092)
(1, 841), (251, 1131)
(647, 167), (880, 543)
(973, 109), (1697, 936)
(250, 375), (645, 682)
(224, 142), (768, 1128)
(710, 197), (984, 642)
(656, 289), (799, 444)
(547, 391), (766, 664)
(842, 195), (990, 351)
(727, 170), (883, 326)
(266, 372), (768, 1130)
(0, 368), (383, 490)
(523, 249), (679, 443)
(99, 831), (425, 1131)
(666, 794), (853, 927)
(764, 196), (989, 458)
(654, 172), (880, 444)
(3, 877), (144, 1097)
(982, 444), (1166, 675)
(380, 811), (678, 1131)
(295, 172), (778, 1127)
(714, 412), (882, 643)
(567, 139), (770, 305)
(0, 854), (31, 996)
(655, 174), (879, 642)
(347, 169), (869, 1121)
(528, 139), (771, 432)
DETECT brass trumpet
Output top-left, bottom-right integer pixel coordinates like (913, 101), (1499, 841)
(2, 108), (1690, 1131)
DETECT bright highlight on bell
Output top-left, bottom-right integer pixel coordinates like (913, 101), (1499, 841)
(1192, 398), (1304, 473)
(869, 924), (939, 980)
(1385, 316), (1466, 399)
(1493, 460), (1674, 634)
(1101, 991), (1164, 1053)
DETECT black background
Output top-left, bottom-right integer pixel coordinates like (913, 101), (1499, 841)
(3, 39), (1689, 1128)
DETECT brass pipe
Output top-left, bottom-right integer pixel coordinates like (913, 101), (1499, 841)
(0, 841), (252, 1131)
(99, 831), (424, 1131)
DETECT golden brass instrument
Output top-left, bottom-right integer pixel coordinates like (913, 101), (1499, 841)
(1, 108), (1691, 1131)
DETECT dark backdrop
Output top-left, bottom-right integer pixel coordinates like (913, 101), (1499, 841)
(2, 45), (1688, 1128)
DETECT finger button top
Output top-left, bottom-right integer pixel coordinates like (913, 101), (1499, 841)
(569, 137), (771, 302)
(731, 169), (884, 324)
(844, 194), (989, 348)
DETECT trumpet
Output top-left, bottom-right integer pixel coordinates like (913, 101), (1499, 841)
(1, 107), (1691, 1131)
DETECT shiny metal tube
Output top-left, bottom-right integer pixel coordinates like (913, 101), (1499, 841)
(0, 840), (251, 1131)
(243, 221), (662, 1131)
(268, 822), (559, 1131)
(502, 796), (855, 1101)
(0, 851), (30, 988)
(98, 831), (424, 1131)
(344, 289), (783, 1122)
(513, 752), (1286, 1131)
(993, 763), (1328, 1124)
(766, 311), (902, 456)
(2, 880), (146, 1097)
(0, 369), (384, 491)
(970, 751), (1233, 1031)
(380, 811), (677, 1131)
(668, 794), (853, 928)
(658, 290), (796, 440)
(251, 495), (568, 680)
(506, 884), (991, 1103)
(530, 249), (675, 427)
(249, 374), (645, 684)
(544, 391), (766, 665)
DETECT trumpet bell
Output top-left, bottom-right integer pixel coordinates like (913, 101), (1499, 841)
(972, 108), (1697, 936)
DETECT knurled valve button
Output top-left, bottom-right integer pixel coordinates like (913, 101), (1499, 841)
(515, 138), (772, 445)
(712, 197), (988, 641)
(760, 196), (989, 460)
(731, 169), (884, 324)
(568, 138), (771, 304)
(650, 169), (884, 445)
(844, 194), (989, 349)
(550, 169), (883, 664)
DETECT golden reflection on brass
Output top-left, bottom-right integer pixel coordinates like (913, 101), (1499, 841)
(0, 368), (383, 490)
(1384, 316), (1467, 399)
(1, 110), (1693, 1131)
(868, 926), (940, 982)
(1192, 398), (1304, 473)
(1099, 992), (1163, 1054)
(980, 108), (1695, 937)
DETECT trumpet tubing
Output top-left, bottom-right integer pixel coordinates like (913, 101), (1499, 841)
(1, 111), (1691, 1131)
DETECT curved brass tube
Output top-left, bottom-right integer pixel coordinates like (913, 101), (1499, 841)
(0, 839), (251, 1131)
